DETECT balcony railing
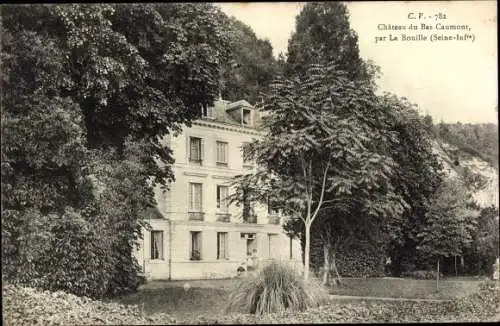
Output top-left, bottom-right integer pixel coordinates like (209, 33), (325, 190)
(216, 213), (231, 223)
(243, 214), (257, 224)
(268, 214), (280, 225)
(189, 158), (203, 165)
(188, 212), (205, 221)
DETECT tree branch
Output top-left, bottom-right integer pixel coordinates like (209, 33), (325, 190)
(311, 161), (331, 223)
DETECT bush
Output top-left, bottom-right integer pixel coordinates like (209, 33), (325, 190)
(401, 270), (444, 279)
(2, 207), (117, 299)
(226, 261), (329, 315)
(2, 283), (177, 326)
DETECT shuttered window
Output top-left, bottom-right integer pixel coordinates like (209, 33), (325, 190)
(189, 183), (202, 212)
(151, 231), (164, 260)
(190, 231), (202, 260)
(216, 141), (228, 166)
(217, 185), (229, 211)
(189, 137), (203, 163)
(217, 232), (228, 260)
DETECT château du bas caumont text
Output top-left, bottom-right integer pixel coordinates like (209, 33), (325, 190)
(374, 12), (476, 44)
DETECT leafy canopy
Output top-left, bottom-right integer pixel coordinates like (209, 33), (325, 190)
(1, 3), (231, 297)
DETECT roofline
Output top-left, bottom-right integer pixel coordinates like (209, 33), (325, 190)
(192, 119), (265, 136)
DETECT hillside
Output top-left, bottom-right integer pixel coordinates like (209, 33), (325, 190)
(432, 122), (498, 170)
(432, 138), (499, 208)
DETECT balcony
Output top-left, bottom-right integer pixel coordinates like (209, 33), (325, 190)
(268, 214), (281, 225)
(188, 212), (205, 221)
(243, 214), (257, 224)
(216, 213), (231, 223)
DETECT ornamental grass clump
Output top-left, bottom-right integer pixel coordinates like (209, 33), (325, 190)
(226, 260), (329, 315)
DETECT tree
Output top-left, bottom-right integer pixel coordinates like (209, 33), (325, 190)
(416, 179), (478, 288)
(1, 3), (231, 297)
(376, 94), (444, 275)
(220, 17), (282, 104)
(285, 2), (370, 82)
(230, 63), (407, 280)
(463, 206), (499, 275)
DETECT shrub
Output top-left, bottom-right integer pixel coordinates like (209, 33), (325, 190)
(2, 283), (177, 325)
(226, 260), (329, 315)
(401, 270), (444, 279)
(2, 207), (116, 299)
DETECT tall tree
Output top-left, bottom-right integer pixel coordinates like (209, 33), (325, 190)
(220, 17), (282, 104)
(285, 2), (370, 82)
(377, 94), (445, 275)
(1, 3), (231, 297)
(231, 63), (407, 280)
(416, 178), (478, 286)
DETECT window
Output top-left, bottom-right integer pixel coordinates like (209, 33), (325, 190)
(242, 109), (252, 126)
(189, 137), (203, 164)
(243, 188), (255, 223)
(216, 141), (228, 167)
(267, 195), (278, 215)
(246, 235), (256, 255)
(217, 185), (229, 211)
(201, 104), (214, 118)
(190, 231), (202, 260)
(151, 231), (164, 260)
(189, 183), (203, 212)
(217, 232), (228, 260)
(268, 233), (279, 259)
(242, 142), (252, 167)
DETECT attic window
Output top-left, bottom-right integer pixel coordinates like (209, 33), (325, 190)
(201, 104), (214, 119)
(242, 109), (252, 126)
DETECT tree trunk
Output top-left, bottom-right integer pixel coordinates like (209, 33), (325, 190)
(454, 255), (458, 276)
(436, 258), (440, 292)
(322, 243), (330, 286)
(331, 252), (342, 285)
(304, 222), (311, 280)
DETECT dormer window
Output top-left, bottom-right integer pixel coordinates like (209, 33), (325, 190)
(201, 104), (214, 119)
(242, 109), (252, 126)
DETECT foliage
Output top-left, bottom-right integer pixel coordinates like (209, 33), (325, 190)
(377, 95), (444, 275)
(335, 250), (386, 278)
(221, 17), (282, 104)
(230, 63), (407, 279)
(433, 122), (499, 170)
(1, 3), (230, 297)
(400, 270), (444, 280)
(463, 206), (499, 275)
(280, 2), (442, 281)
(285, 2), (372, 84)
(288, 213), (386, 279)
(2, 283), (177, 325)
(5, 279), (496, 325)
(416, 179), (479, 266)
(225, 261), (329, 315)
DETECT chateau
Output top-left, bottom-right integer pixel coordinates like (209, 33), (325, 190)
(134, 99), (302, 280)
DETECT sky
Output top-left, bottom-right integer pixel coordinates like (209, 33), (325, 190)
(216, 1), (498, 124)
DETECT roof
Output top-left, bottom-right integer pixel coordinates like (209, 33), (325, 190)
(226, 100), (253, 111)
(143, 206), (165, 219)
(204, 99), (263, 130)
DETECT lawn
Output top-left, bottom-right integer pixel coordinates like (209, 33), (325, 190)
(328, 276), (483, 300)
(113, 276), (484, 320)
(113, 280), (232, 319)
(4, 278), (498, 324)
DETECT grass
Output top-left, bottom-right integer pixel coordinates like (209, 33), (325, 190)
(328, 277), (483, 300)
(225, 261), (329, 315)
(113, 285), (228, 319)
(113, 276), (484, 320)
(5, 280), (498, 325)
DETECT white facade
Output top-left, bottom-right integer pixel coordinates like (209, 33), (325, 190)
(134, 100), (302, 280)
